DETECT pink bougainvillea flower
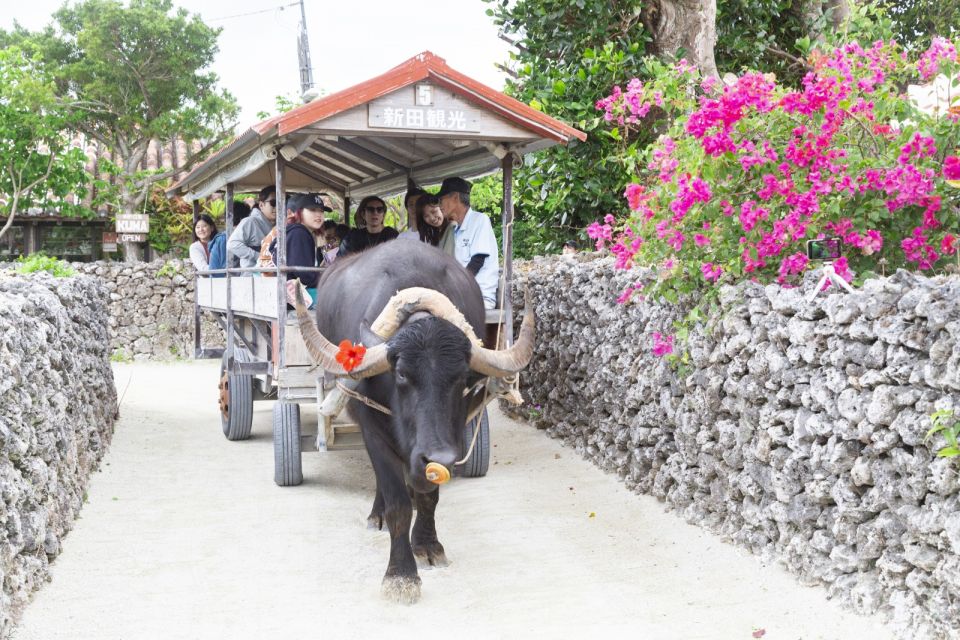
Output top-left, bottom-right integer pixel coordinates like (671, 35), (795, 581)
(651, 332), (674, 357)
(832, 256), (853, 282)
(917, 37), (958, 81)
(941, 234), (958, 255)
(623, 183), (649, 211)
(701, 262), (723, 282)
(944, 155), (960, 181)
(777, 252), (809, 283)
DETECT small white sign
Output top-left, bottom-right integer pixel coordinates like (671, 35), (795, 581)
(368, 89), (481, 132)
(117, 233), (147, 243)
(116, 214), (150, 234)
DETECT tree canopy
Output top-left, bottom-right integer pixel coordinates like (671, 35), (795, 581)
(0, 46), (89, 241)
(3, 0), (239, 258)
(486, 0), (958, 256)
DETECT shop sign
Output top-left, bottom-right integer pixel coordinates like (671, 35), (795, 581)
(116, 214), (150, 234)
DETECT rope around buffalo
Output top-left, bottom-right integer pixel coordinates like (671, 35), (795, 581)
(334, 379), (489, 467)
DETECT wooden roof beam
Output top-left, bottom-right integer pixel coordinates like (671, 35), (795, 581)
(300, 150), (368, 183)
(334, 138), (407, 172)
(287, 160), (348, 192)
(311, 140), (386, 176)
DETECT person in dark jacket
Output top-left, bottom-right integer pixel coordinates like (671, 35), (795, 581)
(270, 193), (330, 306)
(339, 195), (398, 257)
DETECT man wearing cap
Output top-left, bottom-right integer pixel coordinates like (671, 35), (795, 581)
(438, 176), (499, 309)
(227, 184), (277, 269)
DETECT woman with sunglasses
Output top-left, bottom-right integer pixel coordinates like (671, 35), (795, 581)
(338, 195), (399, 257)
(226, 184), (277, 269)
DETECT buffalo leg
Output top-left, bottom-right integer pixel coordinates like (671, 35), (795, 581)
(367, 486), (384, 530)
(412, 488), (449, 568)
(362, 421), (421, 604)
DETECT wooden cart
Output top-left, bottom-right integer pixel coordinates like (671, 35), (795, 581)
(168, 52), (584, 486)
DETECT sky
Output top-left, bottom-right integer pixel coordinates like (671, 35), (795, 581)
(1, 0), (512, 128)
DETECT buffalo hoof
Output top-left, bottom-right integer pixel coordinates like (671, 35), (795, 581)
(366, 513), (384, 531)
(413, 542), (450, 569)
(381, 574), (421, 605)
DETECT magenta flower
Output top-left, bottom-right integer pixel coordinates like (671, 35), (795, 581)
(941, 234), (957, 256)
(832, 256), (853, 282)
(651, 332), (674, 357)
(917, 37), (957, 81)
(944, 156), (960, 181)
(701, 262), (723, 282)
(777, 252), (809, 283)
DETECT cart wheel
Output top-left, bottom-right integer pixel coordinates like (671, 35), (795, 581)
(273, 401), (303, 487)
(219, 348), (253, 441)
(460, 408), (490, 478)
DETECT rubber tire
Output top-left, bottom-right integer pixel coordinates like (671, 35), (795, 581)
(220, 348), (253, 441)
(273, 401), (303, 486)
(460, 408), (490, 478)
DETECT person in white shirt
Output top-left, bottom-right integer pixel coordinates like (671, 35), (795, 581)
(437, 176), (499, 309)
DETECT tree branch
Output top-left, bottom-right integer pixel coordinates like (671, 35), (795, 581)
(764, 45), (813, 71)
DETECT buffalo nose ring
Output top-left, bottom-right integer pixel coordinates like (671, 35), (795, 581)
(425, 462), (451, 485)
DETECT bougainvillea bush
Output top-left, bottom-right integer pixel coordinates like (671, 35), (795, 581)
(590, 37), (960, 305)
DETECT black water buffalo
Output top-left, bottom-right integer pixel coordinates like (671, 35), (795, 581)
(294, 240), (534, 604)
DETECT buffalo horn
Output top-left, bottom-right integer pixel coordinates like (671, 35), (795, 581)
(293, 283), (390, 378)
(370, 287), (484, 347)
(468, 290), (536, 377)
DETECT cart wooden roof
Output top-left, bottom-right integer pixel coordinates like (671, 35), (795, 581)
(168, 52), (585, 201)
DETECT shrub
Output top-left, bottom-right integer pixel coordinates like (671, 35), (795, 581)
(15, 253), (75, 277)
(589, 38), (960, 305)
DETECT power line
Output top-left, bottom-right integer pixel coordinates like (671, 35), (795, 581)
(207, 2), (299, 23)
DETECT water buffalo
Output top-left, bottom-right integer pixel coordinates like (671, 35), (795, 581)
(294, 240), (534, 604)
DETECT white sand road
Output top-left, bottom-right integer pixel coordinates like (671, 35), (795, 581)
(12, 361), (893, 640)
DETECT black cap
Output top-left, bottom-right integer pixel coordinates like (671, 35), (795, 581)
(293, 192), (333, 213)
(437, 177), (472, 198)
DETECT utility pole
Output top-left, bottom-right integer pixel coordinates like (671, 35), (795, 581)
(297, 0), (316, 100)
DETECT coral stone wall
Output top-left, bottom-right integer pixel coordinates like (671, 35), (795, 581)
(72, 260), (223, 360)
(508, 254), (960, 640)
(0, 271), (117, 634)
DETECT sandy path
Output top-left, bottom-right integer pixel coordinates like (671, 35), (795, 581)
(12, 361), (892, 640)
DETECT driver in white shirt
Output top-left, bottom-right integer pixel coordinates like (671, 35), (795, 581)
(437, 176), (499, 309)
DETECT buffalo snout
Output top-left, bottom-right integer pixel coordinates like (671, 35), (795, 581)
(411, 446), (458, 490)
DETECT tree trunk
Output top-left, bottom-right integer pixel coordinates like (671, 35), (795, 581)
(825, 0), (852, 30)
(119, 185), (144, 263)
(642, 0), (720, 79)
(799, 0), (853, 41)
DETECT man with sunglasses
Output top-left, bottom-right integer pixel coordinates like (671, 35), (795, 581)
(227, 185), (277, 269)
(339, 195), (399, 257)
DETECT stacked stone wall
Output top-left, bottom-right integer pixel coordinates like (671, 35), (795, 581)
(507, 254), (960, 639)
(0, 272), (117, 634)
(71, 260), (223, 360)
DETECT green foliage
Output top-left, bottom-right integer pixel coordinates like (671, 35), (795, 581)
(484, 0), (651, 254)
(593, 40), (960, 302)
(156, 260), (181, 278)
(715, 0), (810, 84)
(110, 348), (132, 363)
(877, 0), (960, 50)
(3, 0), (239, 233)
(15, 253), (76, 277)
(926, 410), (960, 458)
(0, 46), (91, 238)
(256, 93), (302, 120)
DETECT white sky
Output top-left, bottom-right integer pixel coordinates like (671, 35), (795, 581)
(2, 0), (512, 127)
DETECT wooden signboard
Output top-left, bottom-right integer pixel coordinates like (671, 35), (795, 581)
(118, 233), (147, 243)
(102, 232), (118, 253)
(116, 213), (150, 234)
(368, 84), (481, 132)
